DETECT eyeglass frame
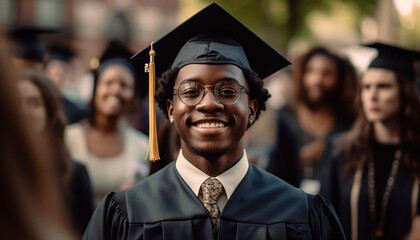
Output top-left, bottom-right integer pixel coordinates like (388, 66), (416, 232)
(173, 79), (249, 106)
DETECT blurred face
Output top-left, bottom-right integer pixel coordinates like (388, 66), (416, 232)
(44, 60), (71, 90)
(302, 55), (338, 106)
(361, 68), (400, 123)
(167, 64), (257, 158)
(94, 64), (135, 117)
(18, 80), (47, 133)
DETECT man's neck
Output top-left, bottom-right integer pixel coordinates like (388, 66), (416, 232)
(181, 145), (243, 177)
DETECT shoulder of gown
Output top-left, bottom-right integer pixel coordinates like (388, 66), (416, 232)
(307, 193), (346, 240)
(83, 191), (128, 240)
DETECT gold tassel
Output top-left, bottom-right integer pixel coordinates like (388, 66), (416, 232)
(146, 42), (160, 161)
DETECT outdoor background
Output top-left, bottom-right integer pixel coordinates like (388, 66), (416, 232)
(1, 0), (419, 91)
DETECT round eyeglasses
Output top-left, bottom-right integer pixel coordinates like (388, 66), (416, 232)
(173, 80), (249, 106)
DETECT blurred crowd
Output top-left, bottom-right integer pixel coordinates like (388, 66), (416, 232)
(1, 11), (420, 240)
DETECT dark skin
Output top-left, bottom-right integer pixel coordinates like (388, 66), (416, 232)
(167, 64), (257, 177)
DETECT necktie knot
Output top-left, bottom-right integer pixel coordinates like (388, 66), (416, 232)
(201, 178), (224, 230)
(201, 178), (224, 204)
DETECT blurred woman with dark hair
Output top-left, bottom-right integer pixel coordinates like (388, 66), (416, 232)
(266, 47), (358, 190)
(321, 43), (420, 240)
(65, 40), (149, 204)
(0, 45), (73, 239)
(17, 69), (95, 237)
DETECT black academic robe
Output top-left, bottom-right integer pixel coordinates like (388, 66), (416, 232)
(67, 161), (95, 237)
(320, 140), (420, 240)
(266, 106), (353, 187)
(83, 162), (345, 240)
(63, 97), (89, 125)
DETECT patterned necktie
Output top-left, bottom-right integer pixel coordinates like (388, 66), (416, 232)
(201, 178), (224, 230)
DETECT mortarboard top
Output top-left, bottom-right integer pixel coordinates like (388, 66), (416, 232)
(130, 2), (290, 83)
(364, 42), (420, 80)
(46, 42), (75, 64)
(7, 25), (57, 62)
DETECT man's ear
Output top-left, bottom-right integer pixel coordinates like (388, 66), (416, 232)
(167, 99), (174, 120)
(248, 99), (258, 123)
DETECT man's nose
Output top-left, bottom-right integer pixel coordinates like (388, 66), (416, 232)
(195, 88), (224, 111)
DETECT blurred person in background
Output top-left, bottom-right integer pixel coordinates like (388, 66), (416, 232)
(321, 43), (420, 240)
(65, 40), (149, 204)
(6, 26), (52, 70)
(0, 42), (74, 239)
(44, 42), (90, 124)
(267, 47), (358, 190)
(245, 65), (294, 169)
(17, 69), (95, 237)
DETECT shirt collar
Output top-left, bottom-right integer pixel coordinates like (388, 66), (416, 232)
(175, 149), (249, 199)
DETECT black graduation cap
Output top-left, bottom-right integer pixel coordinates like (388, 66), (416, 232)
(364, 42), (420, 80)
(46, 42), (75, 64)
(7, 26), (57, 62)
(131, 2), (290, 81)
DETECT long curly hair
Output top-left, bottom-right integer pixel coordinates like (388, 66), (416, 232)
(155, 67), (270, 128)
(294, 47), (358, 120)
(341, 73), (420, 178)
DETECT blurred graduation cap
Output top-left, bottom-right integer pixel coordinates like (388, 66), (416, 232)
(46, 42), (75, 64)
(92, 39), (145, 97)
(130, 2), (290, 161)
(7, 26), (57, 62)
(364, 42), (420, 80)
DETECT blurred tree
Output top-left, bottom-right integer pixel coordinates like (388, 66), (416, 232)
(200, 0), (379, 52)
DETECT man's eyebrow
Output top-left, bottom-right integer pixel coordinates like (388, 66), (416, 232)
(177, 77), (240, 84)
(218, 77), (240, 83)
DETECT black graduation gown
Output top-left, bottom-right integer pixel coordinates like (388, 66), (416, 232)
(320, 141), (420, 240)
(266, 106), (353, 187)
(63, 97), (89, 125)
(83, 162), (345, 240)
(67, 161), (95, 237)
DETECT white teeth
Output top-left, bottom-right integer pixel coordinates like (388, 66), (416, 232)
(196, 122), (225, 128)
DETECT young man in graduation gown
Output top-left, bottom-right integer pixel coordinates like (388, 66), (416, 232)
(83, 3), (345, 240)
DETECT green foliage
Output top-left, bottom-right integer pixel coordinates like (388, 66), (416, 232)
(200, 0), (379, 52)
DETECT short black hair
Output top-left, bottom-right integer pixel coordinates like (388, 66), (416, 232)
(155, 67), (270, 127)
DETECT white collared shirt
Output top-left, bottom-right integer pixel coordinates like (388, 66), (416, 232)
(175, 149), (249, 212)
